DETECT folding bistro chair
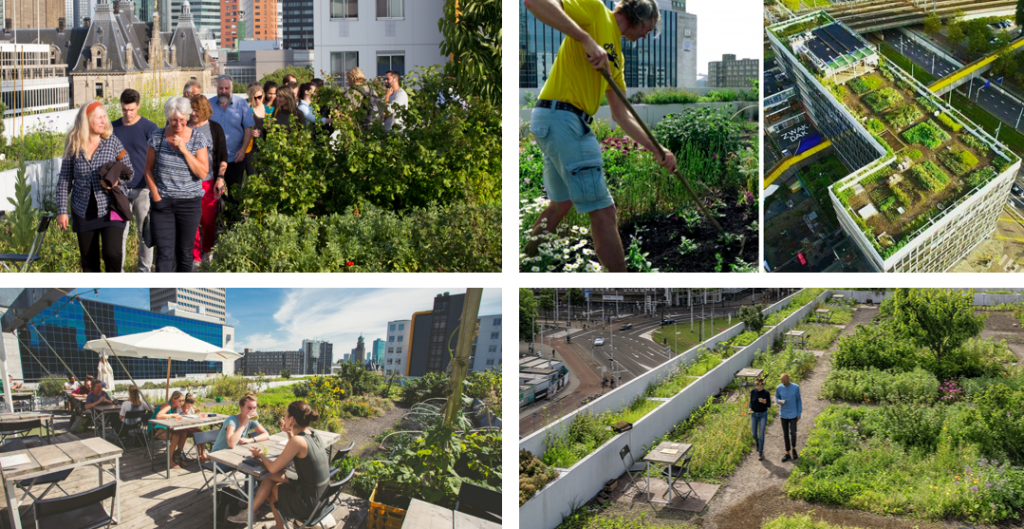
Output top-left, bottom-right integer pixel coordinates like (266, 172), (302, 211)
(192, 429), (220, 494)
(0, 419), (41, 444)
(0, 214), (53, 273)
(31, 481), (117, 529)
(328, 441), (355, 479)
(455, 483), (501, 524)
(119, 410), (151, 454)
(618, 445), (651, 500)
(278, 469), (355, 529)
(661, 454), (698, 502)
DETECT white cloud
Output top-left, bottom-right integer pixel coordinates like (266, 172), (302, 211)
(235, 288), (502, 355)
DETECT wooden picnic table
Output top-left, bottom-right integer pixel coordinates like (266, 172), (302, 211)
(1, 393), (35, 412)
(0, 413), (54, 444)
(209, 428), (343, 529)
(0, 437), (122, 529)
(150, 414), (229, 479)
(815, 308), (831, 323)
(785, 330), (806, 347)
(735, 368), (764, 387)
(401, 498), (501, 529)
(642, 441), (692, 505)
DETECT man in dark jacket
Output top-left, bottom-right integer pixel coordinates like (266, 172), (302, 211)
(112, 89), (158, 272)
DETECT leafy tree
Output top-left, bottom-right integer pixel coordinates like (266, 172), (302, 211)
(258, 65), (315, 89)
(0, 160), (39, 256)
(923, 12), (941, 34)
(567, 288), (586, 307)
(887, 289), (987, 365)
(280, 369), (291, 379)
(538, 289), (555, 315)
(947, 18), (965, 44)
(519, 288), (538, 341)
(438, 0), (501, 107)
(739, 304), (765, 334)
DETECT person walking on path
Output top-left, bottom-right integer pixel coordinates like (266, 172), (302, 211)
(208, 75), (254, 219)
(749, 377), (770, 461)
(776, 373), (802, 462)
(143, 97), (212, 272)
(521, 0), (676, 272)
(112, 89), (158, 272)
(55, 101), (134, 272)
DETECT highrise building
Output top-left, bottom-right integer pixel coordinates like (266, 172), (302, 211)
(350, 335), (365, 364)
(471, 315), (501, 371)
(301, 339), (333, 375)
(220, 0), (240, 48)
(169, 0), (218, 41)
(384, 319), (410, 376)
(151, 288), (227, 323)
(240, 0), (276, 41)
(371, 339), (385, 367)
(707, 54), (758, 88)
(235, 348), (304, 376)
(281, 0), (313, 49)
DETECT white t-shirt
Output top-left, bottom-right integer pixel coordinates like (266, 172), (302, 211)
(64, 381), (79, 391)
(386, 89), (409, 132)
(120, 400), (151, 424)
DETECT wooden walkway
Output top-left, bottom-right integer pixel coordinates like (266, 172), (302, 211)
(2, 411), (368, 529)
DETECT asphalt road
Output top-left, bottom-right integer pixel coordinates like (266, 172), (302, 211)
(881, 29), (1024, 133)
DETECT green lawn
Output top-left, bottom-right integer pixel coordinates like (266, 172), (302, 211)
(651, 316), (739, 354)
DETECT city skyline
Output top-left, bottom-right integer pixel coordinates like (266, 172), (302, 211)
(79, 288), (502, 357)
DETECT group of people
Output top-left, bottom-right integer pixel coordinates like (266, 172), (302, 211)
(748, 374), (802, 462)
(54, 67), (409, 273)
(67, 378), (330, 529)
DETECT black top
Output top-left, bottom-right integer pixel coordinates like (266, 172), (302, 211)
(207, 120), (229, 177)
(749, 389), (770, 413)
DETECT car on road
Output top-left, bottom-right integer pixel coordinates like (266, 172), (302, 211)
(1012, 184), (1023, 196)
(594, 338), (605, 346)
(660, 319), (675, 326)
(620, 323), (632, 330)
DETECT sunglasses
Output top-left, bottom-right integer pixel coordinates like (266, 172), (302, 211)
(255, 95), (263, 100)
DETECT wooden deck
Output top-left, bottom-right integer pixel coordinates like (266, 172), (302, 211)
(2, 410), (368, 529)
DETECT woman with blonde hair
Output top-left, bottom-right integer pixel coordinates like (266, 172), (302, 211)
(244, 84), (266, 176)
(269, 88), (305, 131)
(144, 97), (211, 272)
(55, 101), (134, 272)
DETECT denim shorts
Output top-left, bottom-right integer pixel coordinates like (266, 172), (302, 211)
(529, 106), (613, 214)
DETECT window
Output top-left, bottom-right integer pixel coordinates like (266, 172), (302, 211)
(95, 83), (103, 98)
(389, 324), (395, 331)
(485, 359), (495, 366)
(396, 347), (401, 355)
(490, 332), (499, 340)
(397, 336), (403, 342)
(488, 345), (497, 353)
(331, 0), (357, 18)
(387, 348), (393, 354)
(387, 359), (392, 364)
(377, 0), (403, 18)
(388, 336), (394, 342)
(330, 51), (359, 84)
(493, 318), (501, 326)
(398, 323), (404, 330)
(395, 359), (401, 365)
(376, 53), (405, 79)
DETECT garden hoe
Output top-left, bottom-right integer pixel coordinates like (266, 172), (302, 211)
(598, 68), (733, 245)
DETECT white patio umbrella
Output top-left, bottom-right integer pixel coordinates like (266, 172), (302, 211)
(84, 326), (242, 400)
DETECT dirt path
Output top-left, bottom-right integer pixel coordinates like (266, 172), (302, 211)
(343, 403), (411, 457)
(703, 306), (878, 529)
(977, 310), (1024, 362)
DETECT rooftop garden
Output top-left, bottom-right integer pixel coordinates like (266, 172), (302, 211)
(831, 64), (1008, 259)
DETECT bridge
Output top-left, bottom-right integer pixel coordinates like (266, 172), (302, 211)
(776, 0), (1019, 34)
(928, 36), (1024, 94)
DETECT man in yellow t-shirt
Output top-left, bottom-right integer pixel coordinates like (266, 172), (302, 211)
(524, 0), (677, 272)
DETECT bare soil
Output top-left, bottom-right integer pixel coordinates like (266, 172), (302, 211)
(344, 403), (412, 457)
(977, 310), (1024, 362)
(618, 198), (758, 273)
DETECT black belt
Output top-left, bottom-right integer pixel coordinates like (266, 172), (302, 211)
(535, 99), (593, 125)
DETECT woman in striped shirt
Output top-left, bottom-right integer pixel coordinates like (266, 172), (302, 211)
(143, 97), (211, 272)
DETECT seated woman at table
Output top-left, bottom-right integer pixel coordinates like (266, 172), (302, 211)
(116, 385), (150, 442)
(150, 390), (190, 468)
(211, 392), (270, 456)
(179, 393), (209, 462)
(227, 401), (329, 527)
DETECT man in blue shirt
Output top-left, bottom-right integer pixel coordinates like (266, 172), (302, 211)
(776, 373), (802, 462)
(208, 75), (254, 221)
(112, 89), (159, 272)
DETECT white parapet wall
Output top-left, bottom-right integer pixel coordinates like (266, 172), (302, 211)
(519, 289), (831, 529)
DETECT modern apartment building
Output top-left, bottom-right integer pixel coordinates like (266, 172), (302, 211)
(471, 315), (501, 372)
(312, 0), (447, 86)
(281, 0), (314, 49)
(519, 0), (697, 102)
(383, 319), (410, 376)
(301, 339), (333, 375)
(220, 0), (241, 48)
(169, 0), (219, 41)
(0, 42), (70, 117)
(767, 12), (1022, 272)
(707, 54), (758, 88)
(151, 288), (227, 323)
(235, 349), (304, 376)
(239, 0), (277, 41)
(371, 339), (385, 367)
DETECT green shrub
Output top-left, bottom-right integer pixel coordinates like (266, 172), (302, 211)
(936, 112), (963, 132)
(885, 103), (923, 130)
(891, 185), (911, 207)
(905, 148), (923, 160)
(848, 74), (885, 95)
(279, 369), (291, 379)
(821, 367), (938, 404)
(901, 120), (951, 149)
(916, 95), (939, 113)
(520, 450), (557, 506)
(207, 202), (500, 273)
(291, 381), (310, 398)
(37, 375), (66, 397)
(739, 304), (765, 334)
(762, 513), (869, 529)
(863, 87), (903, 112)
(960, 133), (990, 155)
(206, 375), (253, 401)
(910, 160), (950, 191)
(729, 330), (760, 347)
(652, 107), (739, 186)
(832, 324), (924, 372)
(938, 149), (979, 177)
(865, 118), (885, 134)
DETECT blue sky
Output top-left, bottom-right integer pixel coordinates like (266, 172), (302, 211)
(75, 288), (502, 354)
(687, 0), (762, 77)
